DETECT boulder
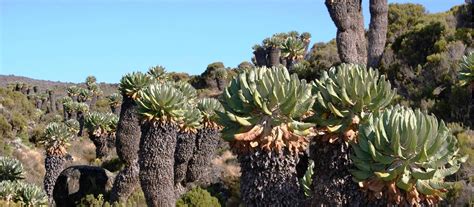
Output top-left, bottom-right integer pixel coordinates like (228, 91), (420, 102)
(53, 165), (115, 207)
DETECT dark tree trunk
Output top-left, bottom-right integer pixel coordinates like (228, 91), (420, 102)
(367, 0), (388, 68)
(77, 112), (85, 136)
(239, 149), (304, 207)
(44, 154), (66, 203)
(186, 128), (220, 183)
(107, 134), (116, 149)
(115, 97), (141, 165)
(110, 162), (140, 204)
(91, 95), (98, 109)
(48, 91), (56, 113)
(309, 138), (365, 206)
(267, 47), (282, 67)
(33, 86), (39, 93)
(253, 47), (268, 67)
(139, 122), (177, 207)
(110, 97), (141, 203)
(90, 135), (109, 159)
(174, 131), (196, 185)
(325, 0), (367, 64)
(36, 100), (42, 109)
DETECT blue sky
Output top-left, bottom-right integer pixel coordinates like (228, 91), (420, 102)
(0, 0), (465, 83)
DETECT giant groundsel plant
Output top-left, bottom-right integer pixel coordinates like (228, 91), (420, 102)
(311, 63), (396, 142)
(351, 105), (468, 205)
(218, 66), (315, 154)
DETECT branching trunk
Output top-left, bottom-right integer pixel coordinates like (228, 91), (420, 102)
(174, 131), (196, 185)
(325, 0), (367, 64)
(239, 149), (304, 207)
(367, 0), (388, 68)
(110, 97), (141, 203)
(44, 154), (66, 203)
(139, 122), (177, 207)
(309, 138), (365, 206)
(186, 128), (220, 183)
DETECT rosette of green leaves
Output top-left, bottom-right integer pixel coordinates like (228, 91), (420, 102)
(311, 63), (396, 133)
(136, 83), (187, 123)
(458, 52), (474, 87)
(65, 119), (80, 135)
(119, 72), (152, 100)
(0, 157), (24, 182)
(107, 93), (122, 107)
(38, 122), (73, 156)
(218, 66), (315, 153)
(85, 112), (117, 136)
(180, 106), (203, 133)
(197, 98), (223, 126)
(351, 105), (468, 196)
(67, 85), (80, 97)
(147, 65), (169, 81)
(173, 81), (198, 103)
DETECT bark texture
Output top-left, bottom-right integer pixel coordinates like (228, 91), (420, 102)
(239, 149), (304, 207)
(174, 131), (196, 185)
(254, 47), (268, 67)
(110, 97), (141, 203)
(367, 0), (388, 68)
(44, 155), (66, 203)
(110, 162), (140, 203)
(325, 0), (367, 64)
(267, 47), (282, 67)
(90, 135), (109, 159)
(77, 112), (85, 136)
(115, 97), (141, 165)
(186, 128), (220, 183)
(309, 138), (365, 206)
(139, 122), (177, 207)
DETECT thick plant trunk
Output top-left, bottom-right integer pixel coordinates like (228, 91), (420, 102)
(367, 0), (388, 68)
(186, 128), (220, 183)
(325, 0), (367, 64)
(90, 135), (109, 159)
(110, 97), (141, 203)
(77, 112), (85, 136)
(44, 154), (66, 203)
(110, 162), (140, 203)
(309, 138), (365, 206)
(174, 131), (196, 185)
(48, 91), (56, 113)
(139, 122), (177, 207)
(267, 47), (282, 67)
(239, 149), (304, 207)
(253, 47), (268, 67)
(115, 97), (141, 164)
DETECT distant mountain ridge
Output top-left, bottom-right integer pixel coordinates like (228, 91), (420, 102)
(0, 74), (118, 96)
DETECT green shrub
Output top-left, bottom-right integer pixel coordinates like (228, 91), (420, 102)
(0, 114), (12, 138)
(176, 187), (220, 207)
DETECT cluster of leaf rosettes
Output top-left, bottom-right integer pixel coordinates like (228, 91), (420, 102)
(218, 64), (468, 206)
